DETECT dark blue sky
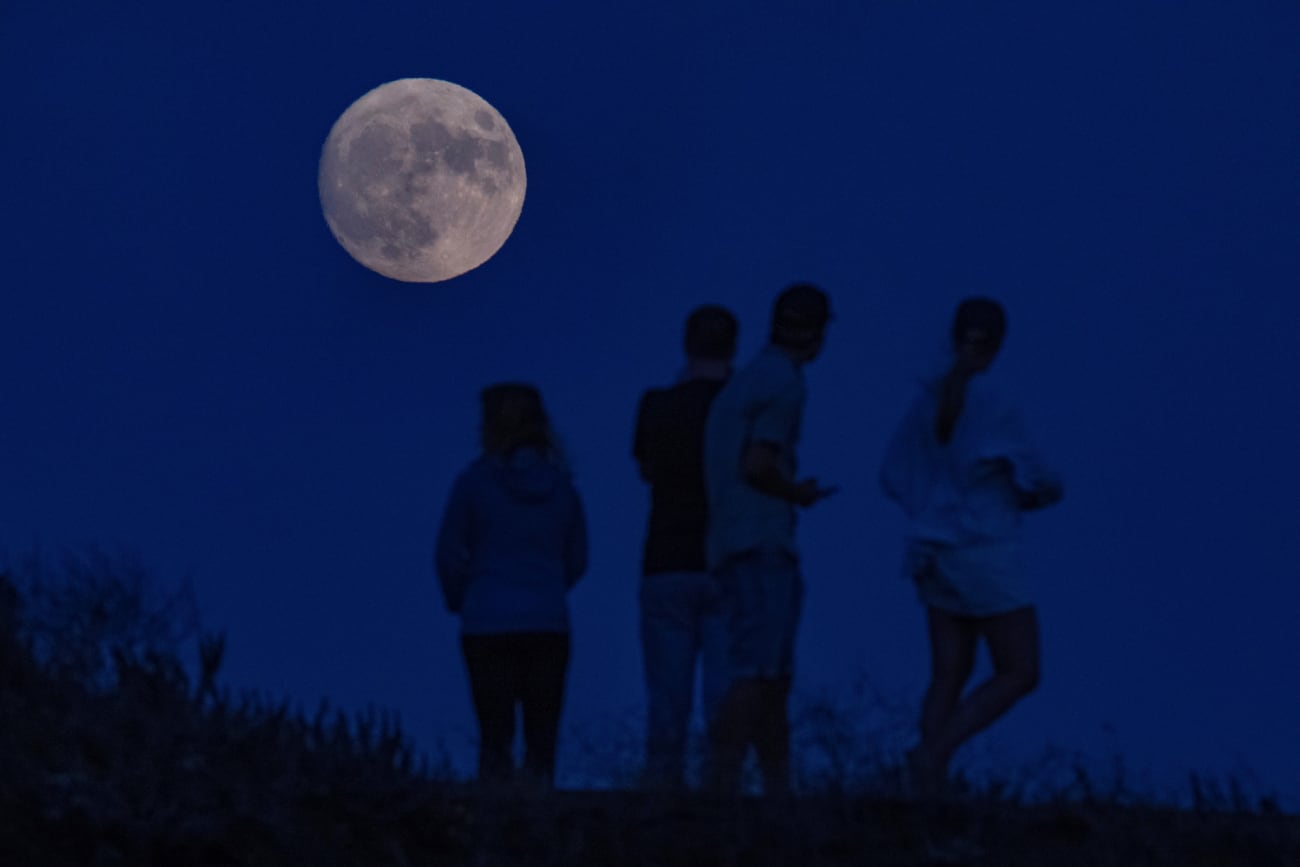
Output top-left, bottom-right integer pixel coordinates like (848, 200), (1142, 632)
(4, 1), (1298, 802)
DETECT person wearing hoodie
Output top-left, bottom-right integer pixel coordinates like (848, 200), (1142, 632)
(880, 297), (1063, 795)
(435, 383), (588, 787)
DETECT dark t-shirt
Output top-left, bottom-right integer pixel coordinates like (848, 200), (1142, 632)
(633, 377), (727, 576)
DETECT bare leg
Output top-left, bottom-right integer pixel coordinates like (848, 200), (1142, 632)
(920, 607), (979, 751)
(927, 606), (1040, 770)
(708, 677), (763, 794)
(913, 607), (978, 787)
(753, 675), (792, 797)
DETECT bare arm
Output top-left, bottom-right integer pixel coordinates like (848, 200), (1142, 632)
(1018, 474), (1064, 510)
(743, 442), (836, 507)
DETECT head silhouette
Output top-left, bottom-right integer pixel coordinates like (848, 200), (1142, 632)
(770, 283), (833, 361)
(950, 296), (1007, 373)
(683, 305), (739, 362)
(479, 383), (553, 457)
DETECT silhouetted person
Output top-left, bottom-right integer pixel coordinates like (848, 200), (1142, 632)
(880, 297), (1063, 795)
(436, 383), (588, 788)
(633, 305), (738, 790)
(704, 283), (837, 796)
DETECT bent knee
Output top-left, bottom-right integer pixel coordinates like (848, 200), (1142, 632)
(1008, 665), (1040, 697)
(992, 657), (1039, 696)
(931, 653), (976, 684)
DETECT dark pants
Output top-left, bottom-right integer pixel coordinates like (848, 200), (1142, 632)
(639, 570), (730, 790)
(460, 631), (570, 786)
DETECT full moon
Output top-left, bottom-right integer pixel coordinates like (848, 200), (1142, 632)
(318, 78), (526, 282)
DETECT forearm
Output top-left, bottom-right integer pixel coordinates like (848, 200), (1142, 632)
(436, 566), (469, 612)
(1018, 476), (1063, 510)
(745, 462), (804, 504)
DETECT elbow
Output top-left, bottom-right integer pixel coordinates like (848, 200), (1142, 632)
(434, 548), (462, 583)
(1018, 482), (1063, 511)
(438, 576), (466, 614)
(742, 443), (777, 484)
(879, 468), (903, 504)
(1046, 482), (1064, 506)
(743, 454), (778, 493)
(742, 466), (767, 490)
(1036, 474), (1064, 507)
(566, 563), (586, 588)
(435, 545), (471, 610)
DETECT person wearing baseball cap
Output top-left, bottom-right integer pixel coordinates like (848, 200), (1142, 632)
(702, 282), (837, 796)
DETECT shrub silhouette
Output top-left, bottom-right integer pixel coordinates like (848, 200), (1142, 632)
(2, 548), (1297, 866)
(0, 549), (466, 866)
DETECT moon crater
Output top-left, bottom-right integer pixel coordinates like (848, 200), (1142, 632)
(319, 79), (526, 282)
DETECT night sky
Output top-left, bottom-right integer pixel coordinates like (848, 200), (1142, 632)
(4, 1), (1298, 804)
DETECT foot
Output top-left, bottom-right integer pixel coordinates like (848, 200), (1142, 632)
(637, 766), (686, 794)
(904, 744), (947, 800)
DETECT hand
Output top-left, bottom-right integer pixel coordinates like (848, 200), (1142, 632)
(1018, 479), (1063, 511)
(793, 478), (838, 507)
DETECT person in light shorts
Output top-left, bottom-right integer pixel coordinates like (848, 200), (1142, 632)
(880, 297), (1063, 793)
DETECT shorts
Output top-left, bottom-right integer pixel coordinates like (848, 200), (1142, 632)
(906, 538), (1030, 617)
(714, 547), (803, 679)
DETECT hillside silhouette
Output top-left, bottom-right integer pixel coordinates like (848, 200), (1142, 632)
(2, 549), (1297, 866)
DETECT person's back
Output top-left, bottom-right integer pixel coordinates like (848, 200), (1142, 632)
(439, 447), (586, 634)
(635, 377), (726, 574)
(435, 383), (587, 787)
(633, 304), (737, 790)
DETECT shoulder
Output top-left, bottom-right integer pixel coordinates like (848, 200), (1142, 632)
(639, 381), (706, 409)
(666, 378), (728, 414)
(765, 349), (804, 394)
(637, 385), (688, 424)
(635, 386), (673, 439)
(965, 376), (1020, 416)
(754, 346), (799, 376)
(445, 459), (489, 504)
(637, 385), (669, 409)
(735, 349), (802, 398)
(455, 456), (492, 485)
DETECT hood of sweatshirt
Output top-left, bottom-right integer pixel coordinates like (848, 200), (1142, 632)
(487, 448), (565, 503)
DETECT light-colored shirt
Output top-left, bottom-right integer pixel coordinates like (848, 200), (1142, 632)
(879, 372), (1062, 615)
(704, 345), (807, 568)
(880, 374), (1060, 546)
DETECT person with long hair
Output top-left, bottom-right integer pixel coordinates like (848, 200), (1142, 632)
(436, 383), (587, 788)
(880, 297), (1063, 794)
